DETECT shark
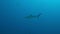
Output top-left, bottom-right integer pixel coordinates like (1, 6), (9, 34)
(24, 13), (42, 19)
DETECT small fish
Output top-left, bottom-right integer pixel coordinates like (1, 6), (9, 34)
(24, 13), (42, 19)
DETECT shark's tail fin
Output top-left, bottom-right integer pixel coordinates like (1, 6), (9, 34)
(37, 13), (42, 16)
(37, 13), (42, 20)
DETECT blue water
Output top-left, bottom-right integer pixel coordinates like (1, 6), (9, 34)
(0, 0), (60, 34)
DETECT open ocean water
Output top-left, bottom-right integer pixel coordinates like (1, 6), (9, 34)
(0, 0), (60, 34)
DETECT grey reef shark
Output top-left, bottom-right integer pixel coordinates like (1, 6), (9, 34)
(24, 13), (42, 20)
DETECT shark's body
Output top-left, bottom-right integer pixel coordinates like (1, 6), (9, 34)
(24, 13), (42, 19)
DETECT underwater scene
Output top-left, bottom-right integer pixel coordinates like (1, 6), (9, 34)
(0, 0), (60, 34)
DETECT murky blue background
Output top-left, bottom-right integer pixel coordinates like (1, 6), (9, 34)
(0, 0), (60, 34)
